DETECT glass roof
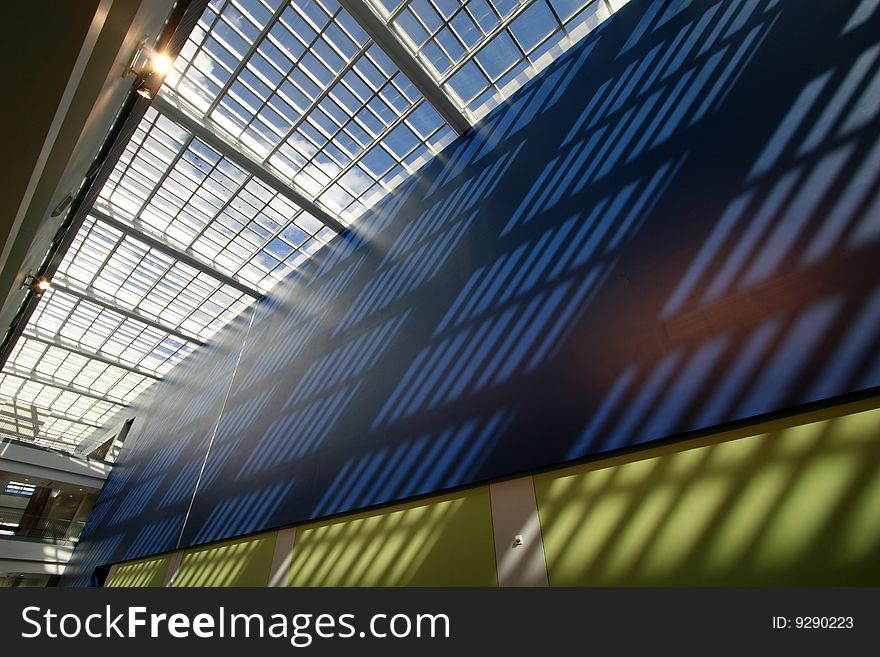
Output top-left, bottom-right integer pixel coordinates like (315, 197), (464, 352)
(0, 373), (120, 450)
(26, 287), (196, 377)
(0, 0), (626, 453)
(57, 215), (255, 341)
(162, 0), (458, 223)
(365, 0), (629, 120)
(98, 108), (338, 293)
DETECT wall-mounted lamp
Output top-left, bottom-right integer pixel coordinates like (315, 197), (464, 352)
(126, 40), (175, 103)
(150, 52), (173, 75)
(126, 40), (174, 78)
(22, 274), (52, 294)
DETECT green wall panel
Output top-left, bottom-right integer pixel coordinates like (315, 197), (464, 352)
(534, 404), (880, 586)
(288, 487), (497, 587)
(106, 555), (171, 587)
(172, 532), (276, 587)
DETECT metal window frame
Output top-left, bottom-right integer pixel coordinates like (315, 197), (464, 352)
(48, 282), (205, 347)
(90, 208), (261, 298)
(19, 332), (162, 380)
(338, 0), (471, 134)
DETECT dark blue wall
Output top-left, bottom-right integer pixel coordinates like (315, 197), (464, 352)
(64, 0), (880, 585)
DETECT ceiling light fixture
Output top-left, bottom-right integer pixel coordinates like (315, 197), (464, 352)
(150, 52), (173, 75)
(135, 79), (154, 101)
(21, 274), (51, 293)
(125, 40), (173, 104)
(126, 40), (174, 77)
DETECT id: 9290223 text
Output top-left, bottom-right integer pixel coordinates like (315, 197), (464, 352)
(771, 616), (854, 629)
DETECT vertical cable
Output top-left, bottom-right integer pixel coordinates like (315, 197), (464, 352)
(175, 300), (259, 549)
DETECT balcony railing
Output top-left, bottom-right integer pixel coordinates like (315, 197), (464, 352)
(0, 514), (85, 542)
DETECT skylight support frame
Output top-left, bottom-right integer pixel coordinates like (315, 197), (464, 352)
(49, 282), (205, 347)
(202, 0), (294, 118)
(0, 371), (129, 407)
(336, 0), (471, 135)
(0, 428), (67, 447)
(0, 405), (102, 430)
(153, 94), (349, 235)
(89, 208), (262, 299)
(0, 426), (94, 450)
(260, 39), (374, 167)
(19, 333), (162, 381)
(435, 0), (543, 85)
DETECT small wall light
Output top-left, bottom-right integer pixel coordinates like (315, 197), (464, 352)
(135, 79), (154, 100)
(126, 40), (174, 103)
(126, 41), (174, 77)
(20, 274), (50, 293)
(150, 52), (173, 75)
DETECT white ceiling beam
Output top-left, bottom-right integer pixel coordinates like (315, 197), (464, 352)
(89, 208), (261, 299)
(48, 283), (205, 347)
(336, 0), (471, 136)
(152, 94), (349, 235)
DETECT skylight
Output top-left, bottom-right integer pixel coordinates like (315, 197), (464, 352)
(364, 0), (629, 120)
(0, 0), (627, 453)
(161, 0), (458, 223)
(97, 108), (337, 293)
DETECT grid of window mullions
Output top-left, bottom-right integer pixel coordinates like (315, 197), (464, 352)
(107, 130), (282, 287)
(464, 0), (612, 83)
(445, 6), (542, 106)
(196, 180), (274, 273)
(291, 73), (425, 207)
(261, 31), (372, 154)
(374, 0), (540, 79)
(204, 0), (293, 118)
(58, 217), (252, 339)
(103, 117), (246, 255)
(103, 114), (192, 220)
(0, 424), (83, 450)
(266, 52), (404, 194)
(168, 2), (443, 212)
(0, 412), (94, 449)
(97, 100), (344, 292)
(408, 0), (524, 63)
(172, 0), (251, 108)
(147, 0), (465, 233)
(451, 11), (560, 112)
(6, 338), (150, 404)
(190, 1), (366, 157)
(98, 119), (338, 295)
(0, 375), (121, 428)
(261, 38), (373, 168)
(2, 360), (148, 410)
(127, 155), (330, 292)
(370, 0), (616, 113)
(3, 481), (36, 496)
(27, 291), (193, 376)
(318, 99), (443, 217)
(199, 179), (297, 280)
(136, 146), (251, 257)
(131, 135), (200, 228)
(69, 224), (179, 314)
(213, 4), (360, 152)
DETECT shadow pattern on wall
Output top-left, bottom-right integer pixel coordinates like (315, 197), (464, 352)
(64, 0), (880, 584)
